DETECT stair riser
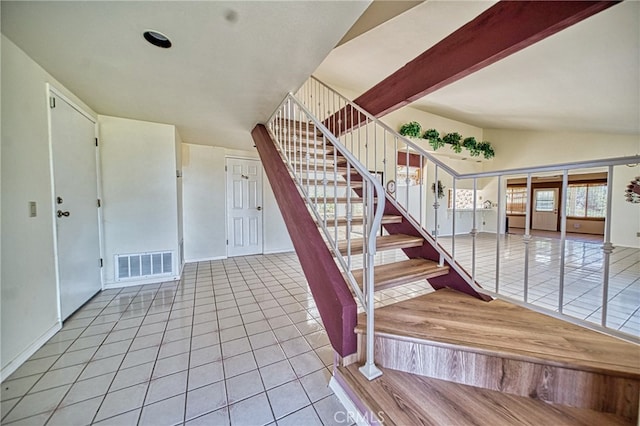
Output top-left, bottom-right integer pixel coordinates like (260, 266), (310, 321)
(320, 217), (402, 226)
(356, 334), (639, 422)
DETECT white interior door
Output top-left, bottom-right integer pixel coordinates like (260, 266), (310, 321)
(50, 91), (102, 320)
(532, 188), (559, 231)
(226, 158), (263, 257)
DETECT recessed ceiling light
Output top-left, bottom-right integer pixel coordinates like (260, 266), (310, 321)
(143, 30), (172, 48)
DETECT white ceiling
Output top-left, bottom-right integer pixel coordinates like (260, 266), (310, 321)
(1, 0), (370, 150)
(315, 0), (640, 136)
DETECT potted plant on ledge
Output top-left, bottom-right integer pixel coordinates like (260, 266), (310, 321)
(398, 123), (496, 160)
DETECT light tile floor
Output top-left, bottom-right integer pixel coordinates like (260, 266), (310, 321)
(439, 232), (640, 336)
(4, 234), (637, 425)
(1, 253), (355, 426)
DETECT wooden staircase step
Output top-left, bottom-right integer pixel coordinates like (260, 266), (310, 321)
(300, 178), (362, 188)
(309, 197), (365, 204)
(294, 165), (352, 174)
(335, 234), (423, 256)
(278, 119), (321, 134)
(281, 137), (327, 146)
(352, 258), (449, 291)
(336, 364), (631, 426)
(319, 215), (402, 226)
(289, 152), (346, 164)
(296, 168), (359, 178)
(353, 288), (640, 421)
(283, 145), (332, 154)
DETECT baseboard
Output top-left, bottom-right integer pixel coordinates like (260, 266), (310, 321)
(1, 321), (61, 382)
(330, 375), (381, 426)
(103, 274), (180, 290)
(340, 352), (359, 367)
(184, 255), (227, 263)
(262, 248), (295, 255)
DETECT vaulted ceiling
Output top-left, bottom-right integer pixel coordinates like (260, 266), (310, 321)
(2, 0), (638, 153)
(315, 0), (640, 136)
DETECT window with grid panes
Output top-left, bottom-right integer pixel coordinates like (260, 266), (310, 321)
(566, 183), (607, 218)
(506, 186), (527, 214)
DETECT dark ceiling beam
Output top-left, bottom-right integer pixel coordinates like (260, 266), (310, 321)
(353, 0), (620, 119)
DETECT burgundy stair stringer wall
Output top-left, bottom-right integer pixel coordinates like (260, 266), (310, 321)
(381, 196), (492, 302)
(252, 124), (358, 357)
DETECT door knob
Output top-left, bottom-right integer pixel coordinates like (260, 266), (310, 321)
(57, 210), (70, 217)
(257, 206), (262, 211)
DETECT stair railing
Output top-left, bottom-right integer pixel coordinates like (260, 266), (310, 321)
(296, 76), (640, 341)
(297, 76), (488, 296)
(267, 94), (385, 379)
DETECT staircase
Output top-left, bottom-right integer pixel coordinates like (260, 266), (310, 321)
(252, 81), (640, 425)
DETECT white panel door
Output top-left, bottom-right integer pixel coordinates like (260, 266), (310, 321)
(226, 158), (263, 257)
(532, 188), (559, 231)
(50, 92), (102, 320)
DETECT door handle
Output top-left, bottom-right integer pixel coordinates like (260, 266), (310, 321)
(257, 206), (262, 211)
(57, 210), (70, 217)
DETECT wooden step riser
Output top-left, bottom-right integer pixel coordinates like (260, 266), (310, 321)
(335, 238), (424, 257)
(290, 168), (354, 175)
(351, 259), (450, 292)
(301, 180), (362, 188)
(354, 334), (639, 421)
(282, 140), (331, 148)
(319, 216), (402, 226)
(372, 268), (449, 292)
(288, 155), (347, 164)
(276, 120), (320, 133)
(296, 173), (361, 181)
(309, 198), (367, 204)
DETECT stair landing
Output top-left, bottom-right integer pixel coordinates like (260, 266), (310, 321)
(336, 364), (632, 425)
(356, 288), (640, 377)
(354, 288), (640, 420)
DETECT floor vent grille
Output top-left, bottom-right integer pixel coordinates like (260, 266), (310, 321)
(116, 251), (173, 281)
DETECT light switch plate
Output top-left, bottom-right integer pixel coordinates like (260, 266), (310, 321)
(29, 201), (37, 217)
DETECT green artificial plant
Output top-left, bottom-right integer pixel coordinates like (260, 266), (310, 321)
(399, 121), (422, 138)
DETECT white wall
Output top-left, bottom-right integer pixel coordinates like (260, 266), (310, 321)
(99, 115), (181, 286)
(262, 175), (294, 254)
(0, 35), (97, 378)
(382, 106), (484, 145)
(181, 143), (292, 262)
(182, 144), (227, 261)
(483, 128), (639, 170)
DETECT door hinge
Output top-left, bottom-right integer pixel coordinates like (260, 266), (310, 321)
(95, 138), (98, 147)
(226, 239), (228, 245)
(100, 258), (103, 268)
(225, 165), (227, 172)
(49, 96), (56, 109)
(97, 199), (101, 208)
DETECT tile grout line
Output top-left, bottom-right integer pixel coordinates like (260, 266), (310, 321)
(242, 254), (331, 423)
(87, 282), (173, 425)
(2, 287), (125, 425)
(87, 283), (163, 425)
